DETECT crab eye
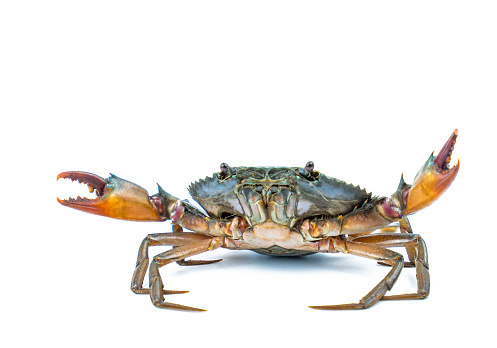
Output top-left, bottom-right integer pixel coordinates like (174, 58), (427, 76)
(220, 163), (229, 174)
(305, 161), (314, 172)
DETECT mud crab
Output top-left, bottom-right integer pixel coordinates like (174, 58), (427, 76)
(57, 130), (459, 311)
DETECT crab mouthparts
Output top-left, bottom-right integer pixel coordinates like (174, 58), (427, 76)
(57, 171), (108, 205)
(433, 129), (458, 172)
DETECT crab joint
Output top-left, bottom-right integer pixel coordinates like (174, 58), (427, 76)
(170, 200), (185, 224)
(227, 217), (248, 239)
(301, 216), (343, 240)
(332, 237), (349, 254)
(150, 196), (164, 215)
(208, 237), (222, 251)
(376, 197), (403, 221)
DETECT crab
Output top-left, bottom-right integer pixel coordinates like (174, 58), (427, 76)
(57, 130), (459, 311)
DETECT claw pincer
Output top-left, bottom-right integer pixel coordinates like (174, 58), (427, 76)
(57, 171), (163, 221)
(403, 129), (460, 215)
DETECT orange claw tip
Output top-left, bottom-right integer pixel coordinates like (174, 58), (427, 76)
(57, 171), (164, 221)
(404, 130), (460, 215)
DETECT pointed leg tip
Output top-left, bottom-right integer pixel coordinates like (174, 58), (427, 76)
(308, 305), (322, 309)
(177, 259), (223, 266)
(154, 301), (207, 312)
(309, 303), (366, 310)
(175, 304), (208, 312)
(163, 290), (190, 295)
(308, 305), (338, 310)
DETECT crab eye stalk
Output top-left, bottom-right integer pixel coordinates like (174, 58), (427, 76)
(220, 163), (229, 174)
(305, 161), (314, 172)
(305, 161), (319, 178)
(219, 162), (232, 179)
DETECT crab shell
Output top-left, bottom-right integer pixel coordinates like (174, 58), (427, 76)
(187, 166), (371, 228)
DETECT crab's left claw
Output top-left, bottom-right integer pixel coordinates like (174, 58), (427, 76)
(57, 171), (164, 221)
(403, 129), (460, 215)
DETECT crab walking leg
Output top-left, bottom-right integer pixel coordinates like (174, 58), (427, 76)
(349, 216), (417, 267)
(311, 240), (405, 310)
(171, 225), (223, 266)
(131, 231), (219, 295)
(397, 216), (417, 266)
(351, 233), (429, 300)
(148, 237), (222, 311)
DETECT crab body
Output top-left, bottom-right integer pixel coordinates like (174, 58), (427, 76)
(58, 130), (460, 311)
(188, 166), (370, 256)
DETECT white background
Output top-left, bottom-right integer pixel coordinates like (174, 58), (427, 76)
(2, 1), (495, 347)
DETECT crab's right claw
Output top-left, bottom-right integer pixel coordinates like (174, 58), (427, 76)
(57, 171), (164, 221)
(403, 129), (460, 215)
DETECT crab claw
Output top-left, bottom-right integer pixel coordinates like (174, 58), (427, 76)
(403, 129), (460, 215)
(57, 171), (163, 221)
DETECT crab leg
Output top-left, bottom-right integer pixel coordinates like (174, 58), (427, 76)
(148, 237), (222, 311)
(349, 233), (429, 301)
(300, 196), (402, 239)
(397, 216), (417, 266)
(131, 231), (220, 295)
(300, 129), (460, 240)
(349, 216), (417, 267)
(311, 233), (429, 309)
(163, 225), (224, 266)
(57, 171), (241, 310)
(57, 171), (245, 237)
(311, 239), (405, 310)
